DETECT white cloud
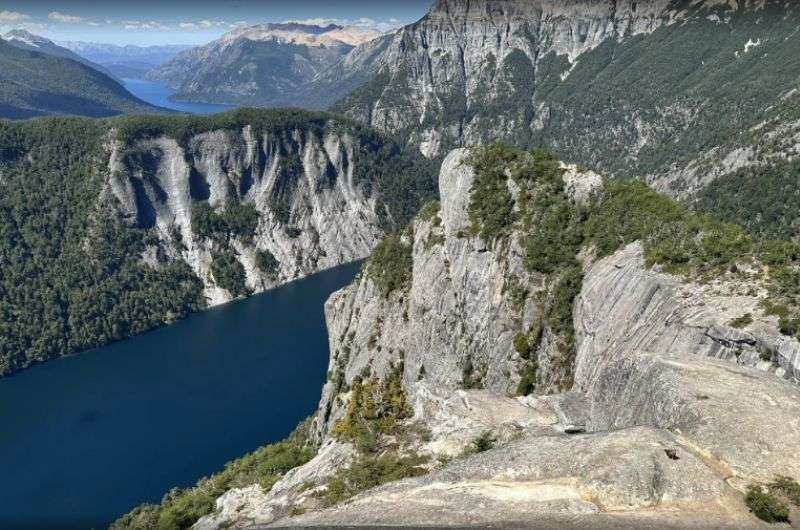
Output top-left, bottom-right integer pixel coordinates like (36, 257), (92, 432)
(48, 11), (86, 24)
(0, 10), (31, 23)
(122, 20), (171, 31)
(178, 19), (230, 30)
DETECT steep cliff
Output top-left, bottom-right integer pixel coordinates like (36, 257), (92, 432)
(333, 0), (800, 234)
(0, 109), (434, 375)
(174, 145), (800, 529)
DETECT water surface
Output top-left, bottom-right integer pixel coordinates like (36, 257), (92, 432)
(0, 262), (360, 529)
(123, 78), (237, 114)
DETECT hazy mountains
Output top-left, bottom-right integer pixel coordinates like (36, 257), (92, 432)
(59, 41), (191, 79)
(3, 29), (119, 81)
(0, 37), (162, 119)
(147, 23), (382, 108)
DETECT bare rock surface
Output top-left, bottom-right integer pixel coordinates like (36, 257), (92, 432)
(201, 149), (800, 529)
(272, 427), (760, 529)
(105, 125), (384, 306)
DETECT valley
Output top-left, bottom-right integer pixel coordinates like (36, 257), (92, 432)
(0, 0), (799, 529)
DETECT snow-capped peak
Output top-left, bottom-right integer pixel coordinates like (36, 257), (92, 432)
(219, 23), (381, 48)
(3, 29), (51, 48)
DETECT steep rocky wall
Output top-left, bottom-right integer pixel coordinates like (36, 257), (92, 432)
(313, 148), (603, 440)
(334, 0), (800, 208)
(194, 147), (800, 529)
(105, 125), (384, 305)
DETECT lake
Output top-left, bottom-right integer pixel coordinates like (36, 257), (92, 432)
(123, 78), (237, 114)
(0, 262), (360, 529)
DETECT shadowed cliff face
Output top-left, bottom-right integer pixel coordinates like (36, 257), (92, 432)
(106, 125), (385, 305)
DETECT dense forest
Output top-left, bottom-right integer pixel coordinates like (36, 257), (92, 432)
(0, 108), (436, 376)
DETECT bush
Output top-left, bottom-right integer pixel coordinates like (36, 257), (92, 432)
(745, 485), (790, 523)
(191, 202), (227, 240)
(367, 235), (413, 296)
(256, 249), (280, 278)
(210, 252), (249, 297)
(730, 314), (754, 328)
(467, 142), (521, 239)
(332, 366), (412, 449)
(771, 476), (800, 506)
(513, 332), (532, 358)
(192, 202), (260, 241)
(516, 362), (538, 396)
(470, 431), (496, 453)
(524, 198), (583, 274)
(319, 451), (428, 508)
(223, 203), (260, 240)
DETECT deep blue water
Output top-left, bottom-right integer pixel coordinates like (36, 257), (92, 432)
(0, 262), (360, 529)
(123, 78), (237, 114)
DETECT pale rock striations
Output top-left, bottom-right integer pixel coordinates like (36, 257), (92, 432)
(197, 148), (800, 529)
(104, 124), (386, 306)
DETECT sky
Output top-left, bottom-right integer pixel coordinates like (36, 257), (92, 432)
(0, 0), (433, 46)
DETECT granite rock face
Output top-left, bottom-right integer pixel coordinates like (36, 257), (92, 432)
(200, 149), (800, 529)
(105, 124), (385, 306)
(334, 0), (800, 202)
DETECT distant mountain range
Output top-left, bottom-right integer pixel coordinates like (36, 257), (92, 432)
(0, 36), (162, 119)
(3, 30), (119, 81)
(147, 23), (382, 108)
(59, 41), (191, 79)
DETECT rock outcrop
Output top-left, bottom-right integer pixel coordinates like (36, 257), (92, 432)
(195, 147), (800, 529)
(103, 114), (423, 306)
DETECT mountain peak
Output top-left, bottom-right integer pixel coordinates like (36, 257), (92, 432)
(3, 29), (53, 48)
(220, 22), (381, 48)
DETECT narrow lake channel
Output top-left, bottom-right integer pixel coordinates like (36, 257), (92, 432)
(0, 262), (360, 529)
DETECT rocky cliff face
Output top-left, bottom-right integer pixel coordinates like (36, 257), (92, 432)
(334, 0), (800, 213)
(197, 147), (800, 529)
(103, 114), (425, 306)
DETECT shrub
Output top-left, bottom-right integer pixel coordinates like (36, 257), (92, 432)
(223, 203), (260, 240)
(332, 364), (412, 450)
(192, 202), (227, 240)
(367, 235), (413, 296)
(256, 249), (280, 278)
(210, 252), (249, 297)
(416, 200), (441, 222)
(467, 142), (521, 239)
(192, 202), (260, 241)
(470, 431), (496, 453)
(771, 476), (800, 506)
(516, 362), (538, 396)
(319, 451), (428, 508)
(525, 198), (583, 274)
(745, 485), (790, 523)
(513, 332), (532, 358)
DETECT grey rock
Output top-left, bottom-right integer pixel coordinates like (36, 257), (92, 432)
(104, 124), (384, 306)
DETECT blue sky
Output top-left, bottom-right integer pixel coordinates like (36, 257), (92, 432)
(0, 1), (433, 45)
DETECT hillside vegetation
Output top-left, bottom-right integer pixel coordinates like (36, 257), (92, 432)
(0, 39), (160, 119)
(0, 109), (435, 376)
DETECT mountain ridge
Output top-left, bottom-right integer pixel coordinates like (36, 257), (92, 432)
(147, 23), (383, 108)
(0, 38), (163, 118)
